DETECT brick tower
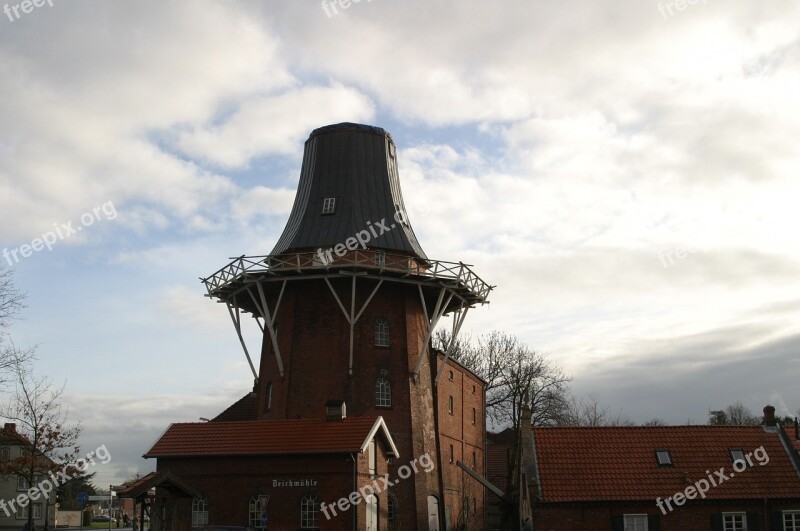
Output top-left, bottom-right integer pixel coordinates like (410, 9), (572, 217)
(202, 123), (491, 529)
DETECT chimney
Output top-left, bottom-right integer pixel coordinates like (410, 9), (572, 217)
(795, 417), (799, 441)
(325, 400), (346, 421)
(763, 405), (776, 427)
(4, 423), (15, 432)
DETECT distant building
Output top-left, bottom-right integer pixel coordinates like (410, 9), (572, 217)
(0, 423), (54, 531)
(140, 123), (491, 531)
(530, 406), (800, 531)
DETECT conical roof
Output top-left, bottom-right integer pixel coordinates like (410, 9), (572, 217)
(270, 123), (427, 259)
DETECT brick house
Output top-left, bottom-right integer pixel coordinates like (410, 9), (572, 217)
(139, 414), (398, 531)
(140, 352), (486, 531)
(530, 408), (800, 531)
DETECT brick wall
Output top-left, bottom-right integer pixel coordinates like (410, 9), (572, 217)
(533, 500), (800, 531)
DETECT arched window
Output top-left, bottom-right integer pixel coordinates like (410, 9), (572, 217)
(191, 498), (208, 528)
(387, 495), (397, 528)
(300, 493), (320, 529)
(374, 318), (390, 347)
(265, 382), (272, 412)
(376, 377), (391, 407)
(248, 497), (262, 528)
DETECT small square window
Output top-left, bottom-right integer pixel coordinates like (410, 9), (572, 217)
(623, 514), (648, 531)
(322, 197), (336, 215)
(0, 447), (10, 460)
(655, 449), (672, 466)
(784, 510), (800, 531)
(722, 512), (746, 531)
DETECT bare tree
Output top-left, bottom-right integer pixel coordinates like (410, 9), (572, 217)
(708, 402), (759, 425)
(554, 395), (635, 427)
(0, 358), (82, 531)
(0, 265), (25, 329)
(0, 266), (32, 388)
(433, 330), (571, 429)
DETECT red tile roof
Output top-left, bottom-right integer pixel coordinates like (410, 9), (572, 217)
(145, 416), (398, 458)
(786, 425), (800, 451)
(533, 425), (800, 502)
(0, 423), (30, 445)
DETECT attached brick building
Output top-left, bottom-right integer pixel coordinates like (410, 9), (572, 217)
(143, 123), (490, 531)
(530, 412), (800, 531)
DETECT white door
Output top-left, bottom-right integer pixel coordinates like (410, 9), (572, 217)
(366, 494), (378, 531)
(427, 495), (440, 531)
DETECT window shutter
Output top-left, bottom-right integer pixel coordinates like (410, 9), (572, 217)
(710, 513), (723, 531)
(611, 515), (624, 531)
(772, 510), (784, 531)
(648, 514), (660, 531)
(746, 512), (760, 531)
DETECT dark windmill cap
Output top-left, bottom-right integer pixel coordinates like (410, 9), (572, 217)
(270, 122), (427, 259)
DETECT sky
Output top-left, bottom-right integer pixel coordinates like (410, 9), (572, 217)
(1, 0), (799, 489)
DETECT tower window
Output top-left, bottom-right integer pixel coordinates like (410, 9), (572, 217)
(322, 197), (336, 215)
(448, 370), (453, 381)
(387, 496), (396, 528)
(300, 493), (320, 528)
(472, 407), (476, 425)
(375, 318), (390, 347)
(449, 444), (454, 464)
(448, 396), (454, 415)
(376, 377), (391, 408)
(265, 382), (272, 412)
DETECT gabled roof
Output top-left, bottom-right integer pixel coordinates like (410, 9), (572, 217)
(115, 470), (201, 500)
(0, 423), (30, 445)
(533, 425), (800, 502)
(144, 416), (398, 459)
(212, 392), (258, 422)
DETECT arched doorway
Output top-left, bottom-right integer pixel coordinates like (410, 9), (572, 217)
(427, 495), (440, 531)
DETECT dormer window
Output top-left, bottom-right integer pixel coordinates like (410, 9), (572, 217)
(322, 197), (336, 215)
(655, 449), (672, 466)
(730, 448), (745, 465)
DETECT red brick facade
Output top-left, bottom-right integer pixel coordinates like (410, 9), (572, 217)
(530, 425), (800, 531)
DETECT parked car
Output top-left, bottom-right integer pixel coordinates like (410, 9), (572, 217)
(92, 515), (112, 522)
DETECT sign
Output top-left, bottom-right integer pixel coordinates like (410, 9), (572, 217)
(271, 479), (317, 488)
(76, 492), (89, 504)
